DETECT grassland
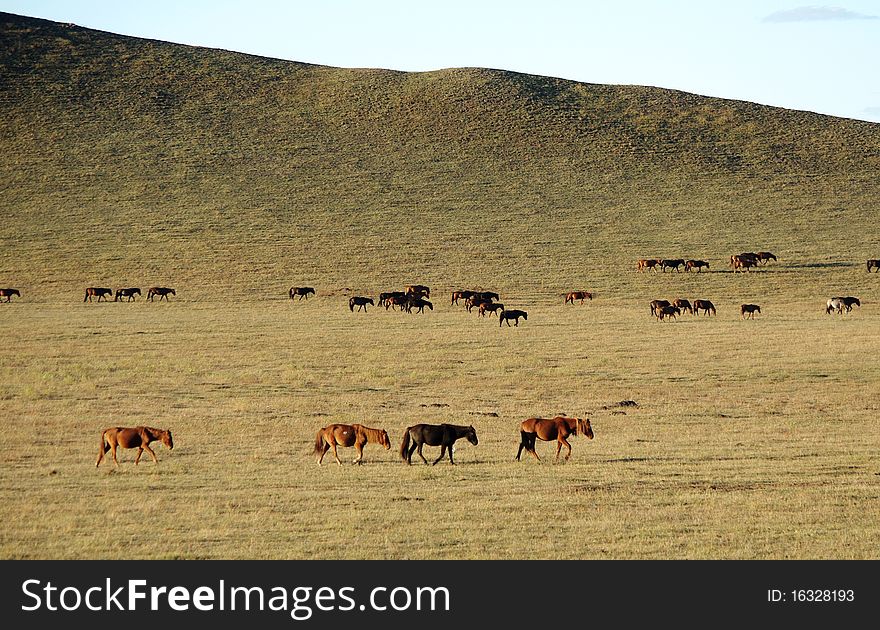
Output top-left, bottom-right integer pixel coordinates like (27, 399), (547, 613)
(0, 13), (879, 559)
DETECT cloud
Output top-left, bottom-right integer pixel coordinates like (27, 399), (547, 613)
(763, 6), (879, 23)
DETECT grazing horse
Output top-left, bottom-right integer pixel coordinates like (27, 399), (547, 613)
(757, 252), (777, 264)
(405, 285), (430, 298)
(349, 296), (374, 312)
(289, 287), (315, 300)
(451, 290), (476, 305)
(406, 297), (433, 313)
(147, 287), (175, 301)
(565, 291), (593, 304)
(400, 423), (478, 465)
(313, 423), (391, 466)
(649, 299), (671, 317)
(685, 260), (709, 272)
(693, 299), (716, 316)
(637, 259), (660, 272)
(673, 298), (693, 314)
(499, 309), (528, 327)
(741, 304), (761, 319)
(0, 288), (21, 302)
(660, 259), (685, 272)
(84, 287), (113, 302)
(115, 287), (141, 302)
(868, 260), (879, 273)
(96, 426), (173, 467)
(826, 298), (845, 315)
(479, 302), (504, 317)
(516, 416), (593, 463)
(657, 305), (681, 321)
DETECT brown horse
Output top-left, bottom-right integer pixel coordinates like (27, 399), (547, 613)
(96, 426), (173, 467)
(741, 304), (761, 319)
(405, 297), (433, 313)
(405, 285), (430, 298)
(565, 291), (593, 304)
(685, 260), (709, 272)
(115, 287), (141, 302)
(479, 302), (504, 317)
(499, 309), (528, 326)
(673, 298), (693, 314)
(349, 296), (374, 312)
(466, 295), (491, 312)
(693, 299), (716, 316)
(649, 299), (671, 317)
(400, 423), (478, 465)
(0, 288), (21, 302)
(289, 287), (315, 300)
(380, 291), (406, 308)
(84, 287), (113, 302)
(657, 305), (681, 321)
(451, 290), (475, 305)
(731, 254), (760, 272)
(516, 416), (593, 463)
(147, 287), (175, 301)
(385, 294), (409, 310)
(756, 252), (777, 264)
(637, 259), (660, 272)
(314, 423), (391, 465)
(867, 260), (879, 273)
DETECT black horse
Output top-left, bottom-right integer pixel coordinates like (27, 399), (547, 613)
(499, 309), (528, 327)
(399, 423), (478, 465)
(349, 296), (374, 312)
(115, 288), (141, 302)
(289, 287), (315, 300)
(0, 288), (21, 302)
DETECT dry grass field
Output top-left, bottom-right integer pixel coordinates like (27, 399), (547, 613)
(1, 13), (879, 559)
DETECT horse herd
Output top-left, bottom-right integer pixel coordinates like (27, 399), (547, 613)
(636, 251), (779, 273)
(82, 287), (176, 302)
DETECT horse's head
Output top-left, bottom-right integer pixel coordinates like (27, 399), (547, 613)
(380, 430), (391, 450)
(579, 418), (594, 440)
(162, 429), (174, 450)
(466, 426), (478, 446)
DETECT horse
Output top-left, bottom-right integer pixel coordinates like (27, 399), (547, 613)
(693, 299), (716, 316)
(479, 302), (504, 317)
(451, 290), (475, 305)
(499, 309), (528, 327)
(565, 291), (593, 304)
(405, 285), (430, 298)
(685, 260), (709, 272)
(839, 297), (861, 313)
(673, 298), (693, 314)
(741, 304), (761, 319)
(379, 291), (406, 308)
(466, 295), (491, 313)
(515, 416), (593, 463)
(826, 298), (845, 315)
(147, 287), (175, 301)
(731, 255), (759, 272)
(657, 305), (681, 321)
(84, 287), (113, 302)
(96, 426), (173, 467)
(400, 423), (478, 465)
(868, 260), (879, 273)
(406, 297), (433, 313)
(313, 423), (390, 466)
(0, 288), (21, 302)
(289, 287), (315, 300)
(637, 259), (660, 272)
(660, 259), (685, 272)
(649, 299), (671, 317)
(114, 287), (141, 302)
(349, 296), (374, 312)
(474, 291), (500, 302)
(756, 252), (777, 264)
(385, 294), (409, 311)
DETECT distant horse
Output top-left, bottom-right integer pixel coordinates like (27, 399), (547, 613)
(837, 296), (861, 313)
(313, 423), (390, 466)
(650, 299), (671, 317)
(406, 297), (433, 313)
(349, 296), (374, 312)
(405, 285), (430, 298)
(84, 287), (113, 302)
(479, 302), (504, 317)
(451, 290), (475, 305)
(400, 423), (478, 465)
(741, 304), (761, 319)
(147, 287), (175, 301)
(731, 255), (759, 272)
(289, 287), (315, 300)
(637, 259), (660, 272)
(499, 309), (528, 327)
(826, 298), (845, 315)
(474, 291), (500, 302)
(693, 299), (716, 316)
(0, 288), (21, 302)
(756, 252), (777, 264)
(115, 287), (141, 302)
(380, 291), (406, 308)
(385, 294), (409, 311)
(673, 298), (693, 314)
(515, 416), (593, 463)
(867, 260), (879, 273)
(466, 295), (491, 312)
(685, 260), (710, 272)
(660, 259), (685, 272)
(657, 305), (681, 321)
(565, 291), (593, 304)
(96, 426), (173, 467)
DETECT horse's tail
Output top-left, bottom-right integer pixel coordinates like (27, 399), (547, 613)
(399, 428), (411, 461)
(84, 290), (89, 303)
(349, 298), (354, 312)
(96, 430), (109, 466)
(313, 429), (326, 455)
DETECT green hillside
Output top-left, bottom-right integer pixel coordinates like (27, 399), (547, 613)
(2, 11), (878, 300)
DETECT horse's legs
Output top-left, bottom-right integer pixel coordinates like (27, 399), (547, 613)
(555, 440), (562, 462)
(134, 447), (144, 465)
(110, 442), (120, 467)
(317, 443), (329, 465)
(432, 445), (447, 465)
(560, 437), (572, 461)
(331, 442), (342, 466)
(354, 439), (365, 465)
(143, 444), (159, 464)
(416, 443), (429, 465)
(448, 444), (455, 465)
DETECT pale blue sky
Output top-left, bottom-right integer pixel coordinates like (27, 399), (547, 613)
(3, 1), (879, 122)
